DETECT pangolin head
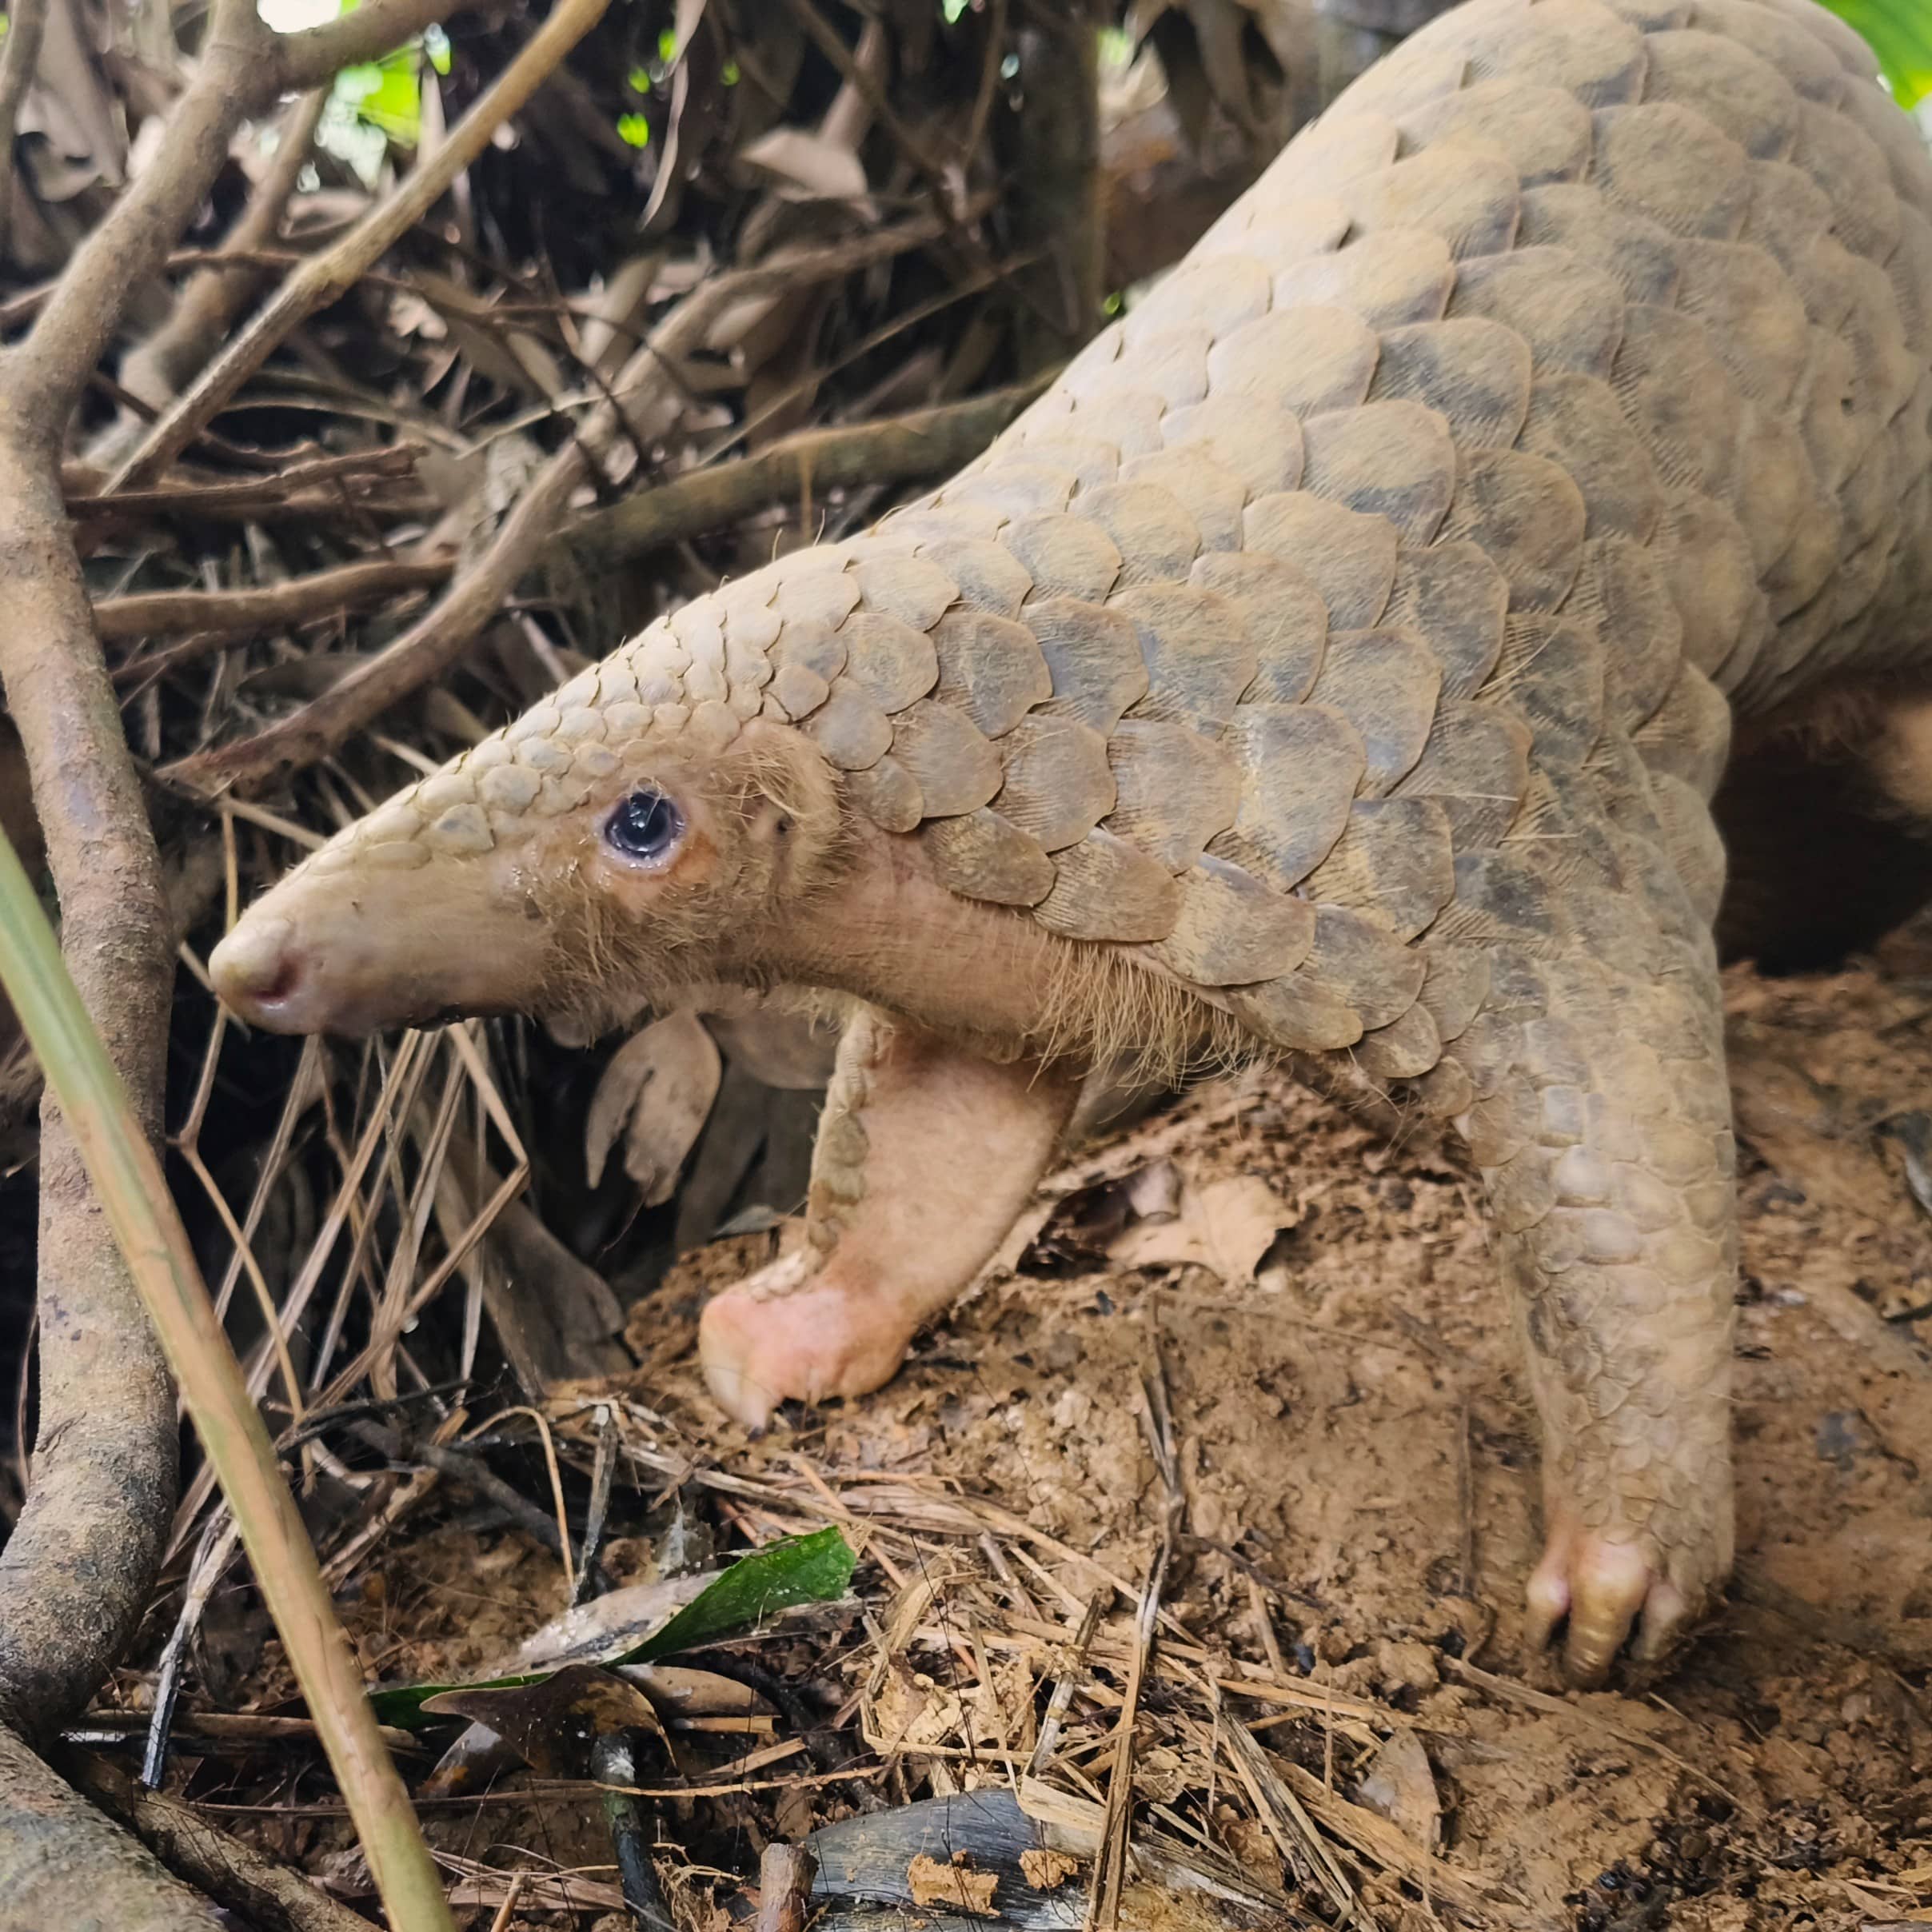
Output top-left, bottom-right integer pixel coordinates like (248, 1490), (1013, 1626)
(210, 589), (844, 1040)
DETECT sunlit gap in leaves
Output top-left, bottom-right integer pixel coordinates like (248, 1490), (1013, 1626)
(255, 0), (450, 184)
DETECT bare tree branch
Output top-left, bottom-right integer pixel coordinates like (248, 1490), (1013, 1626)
(0, 0), (445, 1742)
(0, 441), (178, 1733)
(560, 377), (1049, 570)
(269, 0), (461, 94)
(0, 1719), (214, 1932)
(113, 0), (619, 490)
(63, 1749), (385, 1932)
(0, 0), (50, 265)
(4, 0), (264, 446)
(1008, 0), (1104, 371)
(97, 554), (453, 645)
(113, 88), (329, 429)
(0, 0), (289, 1737)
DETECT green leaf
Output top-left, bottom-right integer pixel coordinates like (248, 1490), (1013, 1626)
(627, 1527), (856, 1665)
(617, 111), (650, 146)
(368, 1527), (856, 1726)
(374, 48), (424, 139)
(658, 24), (677, 62)
(1823, 0), (1932, 106)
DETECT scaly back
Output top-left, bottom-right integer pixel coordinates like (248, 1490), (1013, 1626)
(305, 0), (1932, 1070)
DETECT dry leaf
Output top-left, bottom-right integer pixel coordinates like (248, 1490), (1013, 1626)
(1354, 1729), (1440, 1852)
(512, 1572), (717, 1670)
(738, 126), (868, 202)
(1108, 1173), (1291, 1282)
(584, 1009), (722, 1201)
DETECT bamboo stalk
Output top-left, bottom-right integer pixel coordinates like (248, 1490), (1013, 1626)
(0, 824), (454, 1932)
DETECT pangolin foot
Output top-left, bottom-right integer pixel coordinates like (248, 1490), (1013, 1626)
(1525, 1497), (1725, 1686)
(698, 1250), (919, 1430)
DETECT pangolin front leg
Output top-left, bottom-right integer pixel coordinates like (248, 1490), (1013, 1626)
(700, 1004), (1081, 1429)
(1445, 920), (1736, 1683)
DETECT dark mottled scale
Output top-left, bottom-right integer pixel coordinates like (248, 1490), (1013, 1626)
(1515, 373), (1663, 541)
(1371, 317), (1535, 449)
(1142, 856), (1316, 985)
(1211, 702), (1367, 892)
(1243, 493), (1400, 629)
(1341, 142), (1525, 258)
(923, 808), (1055, 906)
(1639, 28), (1801, 156)
(1300, 400), (1459, 541)
(1303, 796), (1458, 940)
(1192, 553), (1330, 703)
(911, 537), (1034, 619)
(992, 715), (1117, 851)
(888, 701), (1003, 817)
(1034, 830), (1183, 943)
(1448, 248), (1630, 381)
(1439, 448), (1588, 611)
(1356, 1000), (1445, 1080)
(1392, 699), (1534, 847)
(1383, 539), (1511, 699)
(1104, 720), (1241, 871)
(1114, 583), (1259, 738)
(1024, 598), (1148, 732)
(1401, 79), (1595, 186)
(930, 610), (1052, 737)
(1307, 627), (1445, 793)
(1271, 230), (1455, 327)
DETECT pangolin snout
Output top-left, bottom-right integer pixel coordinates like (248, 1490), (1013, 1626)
(209, 917), (307, 1030)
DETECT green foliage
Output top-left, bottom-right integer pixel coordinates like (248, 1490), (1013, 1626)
(335, 46), (424, 147)
(617, 111), (651, 146)
(368, 1527), (858, 1725)
(1826, 0), (1932, 107)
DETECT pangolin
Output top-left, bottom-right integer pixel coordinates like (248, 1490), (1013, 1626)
(210, 0), (1932, 1684)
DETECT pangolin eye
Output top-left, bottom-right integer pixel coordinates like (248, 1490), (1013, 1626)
(603, 788), (684, 865)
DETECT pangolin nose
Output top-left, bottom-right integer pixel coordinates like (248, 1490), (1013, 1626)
(209, 917), (303, 1022)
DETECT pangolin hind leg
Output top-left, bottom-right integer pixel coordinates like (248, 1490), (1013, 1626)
(1432, 779), (1738, 1682)
(699, 1004), (1081, 1428)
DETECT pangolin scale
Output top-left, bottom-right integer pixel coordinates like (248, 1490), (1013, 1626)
(212, 0), (1932, 1683)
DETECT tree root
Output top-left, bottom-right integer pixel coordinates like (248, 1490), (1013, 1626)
(0, 1718), (213, 1932)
